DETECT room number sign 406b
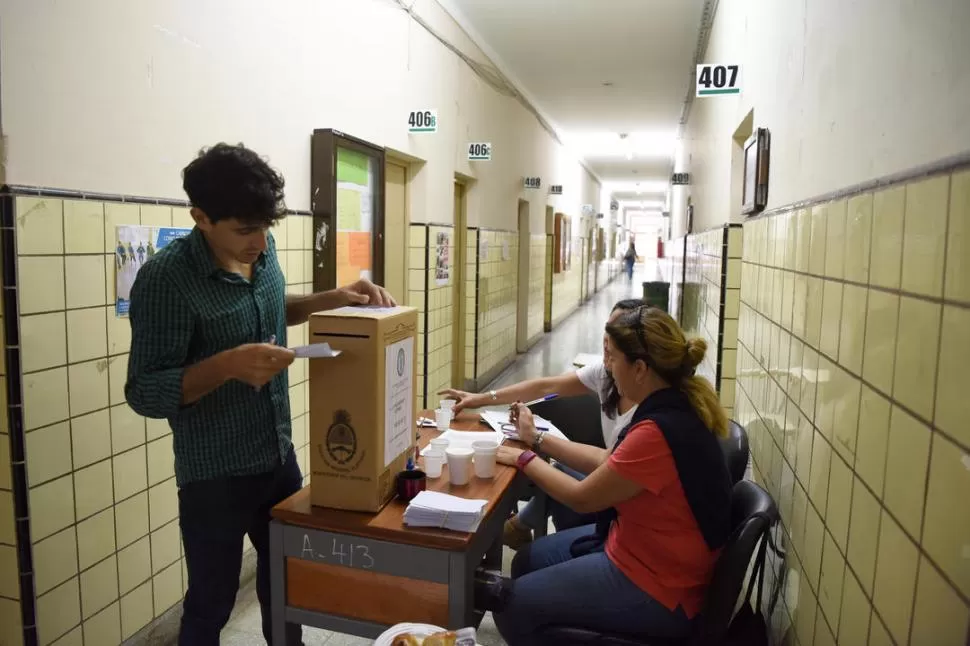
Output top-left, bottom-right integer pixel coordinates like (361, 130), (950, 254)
(408, 109), (438, 133)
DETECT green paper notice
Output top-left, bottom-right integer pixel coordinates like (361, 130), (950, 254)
(337, 188), (362, 231)
(337, 147), (370, 186)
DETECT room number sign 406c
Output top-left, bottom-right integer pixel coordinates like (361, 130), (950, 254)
(468, 142), (491, 161)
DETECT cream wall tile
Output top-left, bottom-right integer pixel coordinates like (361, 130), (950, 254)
(861, 290), (899, 397)
(147, 436), (174, 486)
(0, 491), (14, 545)
(71, 409), (111, 469)
(869, 186), (905, 290)
(814, 609), (836, 646)
(922, 432), (970, 598)
(855, 385), (890, 495)
(84, 602), (121, 646)
(0, 545), (17, 599)
(882, 406), (930, 539)
(66, 307), (107, 364)
(172, 206), (195, 229)
(819, 280), (842, 359)
(817, 530), (845, 629)
(838, 570), (871, 646)
(113, 446), (147, 502)
(0, 597), (22, 646)
(150, 521), (180, 572)
(808, 432), (832, 516)
(50, 627), (82, 646)
(794, 567), (817, 646)
(68, 359), (109, 417)
(140, 205), (172, 228)
(118, 536), (151, 595)
(64, 200), (106, 254)
(21, 312), (67, 373)
(935, 305), (970, 447)
(106, 306), (132, 355)
(76, 508), (115, 570)
(287, 214), (306, 250)
(804, 277), (824, 351)
(26, 422), (72, 487)
(844, 194), (873, 284)
(148, 478), (177, 531)
(824, 200), (847, 279)
(945, 169), (970, 302)
(107, 354), (129, 405)
(111, 404), (145, 455)
(153, 561), (182, 617)
(19, 256), (66, 314)
(910, 557), (970, 646)
(873, 511), (919, 643)
(36, 578), (81, 646)
(30, 474), (76, 541)
(146, 417), (169, 442)
(803, 504), (825, 591)
(901, 175), (949, 298)
(809, 205), (828, 276)
(892, 297), (941, 420)
(16, 197), (64, 255)
(847, 475), (881, 595)
(79, 555), (118, 619)
(65, 255), (108, 309)
(115, 492), (149, 548)
(868, 614), (893, 646)
(104, 203), (140, 250)
(33, 527), (78, 595)
(74, 460), (113, 519)
(837, 285), (866, 376)
(825, 454), (852, 552)
(120, 580), (154, 640)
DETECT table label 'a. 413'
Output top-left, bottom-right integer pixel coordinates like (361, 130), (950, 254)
(302, 534), (375, 569)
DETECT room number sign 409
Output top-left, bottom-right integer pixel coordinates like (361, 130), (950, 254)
(696, 64), (741, 96)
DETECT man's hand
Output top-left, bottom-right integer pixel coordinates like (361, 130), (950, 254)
(224, 344), (295, 388)
(338, 279), (396, 307)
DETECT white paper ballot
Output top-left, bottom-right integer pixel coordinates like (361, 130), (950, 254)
(291, 343), (341, 358)
(403, 491), (488, 533)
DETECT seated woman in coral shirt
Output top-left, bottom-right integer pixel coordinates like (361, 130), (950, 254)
(492, 306), (733, 644)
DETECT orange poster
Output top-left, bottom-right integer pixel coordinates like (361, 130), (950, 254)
(348, 231), (372, 271)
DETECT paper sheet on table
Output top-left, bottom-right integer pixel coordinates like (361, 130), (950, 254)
(403, 491), (488, 533)
(292, 343), (341, 358)
(419, 429), (504, 456)
(478, 410), (569, 442)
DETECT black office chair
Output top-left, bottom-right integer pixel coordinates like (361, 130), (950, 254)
(720, 421), (750, 485)
(530, 393), (605, 448)
(535, 480), (778, 646)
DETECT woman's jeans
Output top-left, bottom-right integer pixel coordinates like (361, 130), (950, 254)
(493, 526), (694, 645)
(625, 258), (635, 280)
(517, 463), (595, 532)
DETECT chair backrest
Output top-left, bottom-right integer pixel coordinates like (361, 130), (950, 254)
(530, 393), (605, 448)
(688, 480), (778, 645)
(719, 421), (750, 485)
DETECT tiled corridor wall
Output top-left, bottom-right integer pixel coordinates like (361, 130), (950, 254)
(408, 224), (428, 410)
(464, 229), (479, 386)
(1, 278), (18, 643)
(736, 168), (970, 646)
(551, 238), (583, 325)
(476, 230), (517, 383)
(526, 234), (546, 345)
(425, 225), (455, 410)
(664, 235), (687, 325)
(681, 226), (742, 418)
(0, 190), (314, 646)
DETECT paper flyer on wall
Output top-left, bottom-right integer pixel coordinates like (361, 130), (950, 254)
(114, 225), (192, 316)
(435, 231), (450, 286)
(384, 337), (414, 467)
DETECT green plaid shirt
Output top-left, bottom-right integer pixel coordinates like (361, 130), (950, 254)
(125, 227), (292, 486)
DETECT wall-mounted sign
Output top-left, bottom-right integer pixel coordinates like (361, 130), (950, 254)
(408, 109), (438, 133)
(696, 64), (741, 97)
(549, 184), (563, 195)
(467, 142), (491, 161)
(595, 213), (604, 220)
(524, 177), (541, 189)
(671, 172), (690, 185)
(581, 204), (595, 216)
(609, 199), (619, 211)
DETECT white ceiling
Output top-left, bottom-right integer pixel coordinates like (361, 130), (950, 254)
(440, 0), (707, 189)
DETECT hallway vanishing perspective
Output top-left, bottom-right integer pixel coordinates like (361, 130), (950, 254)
(0, 1), (968, 645)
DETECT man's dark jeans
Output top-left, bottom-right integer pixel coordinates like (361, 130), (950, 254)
(178, 449), (304, 646)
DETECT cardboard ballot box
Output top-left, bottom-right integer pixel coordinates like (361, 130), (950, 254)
(308, 305), (418, 512)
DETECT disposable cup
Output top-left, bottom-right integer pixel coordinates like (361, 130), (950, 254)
(423, 449), (445, 478)
(430, 437), (450, 453)
(435, 409), (453, 432)
(439, 399), (456, 410)
(446, 447), (474, 486)
(472, 440), (499, 479)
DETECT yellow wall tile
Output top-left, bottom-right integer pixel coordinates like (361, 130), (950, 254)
(869, 186), (905, 290)
(104, 203), (140, 251)
(803, 504), (825, 591)
(21, 312), (67, 373)
(872, 511), (919, 644)
(794, 565), (818, 646)
(110, 404), (145, 455)
(882, 406), (930, 539)
(150, 521), (180, 573)
(68, 359), (109, 417)
(16, 197), (64, 255)
(844, 194), (873, 284)
(814, 609), (837, 646)
(25, 422), (72, 487)
(77, 508), (115, 571)
(891, 296), (940, 420)
(147, 436), (174, 486)
(945, 169), (970, 302)
(861, 290), (899, 397)
(901, 175), (949, 298)
(120, 580), (154, 640)
(33, 527), (78, 595)
(30, 474), (76, 541)
(838, 569), (871, 646)
(71, 410), (111, 469)
(825, 200), (847, 279)
(64, 200), (106, 254)
(66, 307), (108, 364)
(118, 537), (151, 595)
(847, 475), (881, 596)
(153, 561), (183, 617)
(868, 613), (894, 646)
(148, 479), (177, 532)
(113, 446), (147, 502)
(934, 305), (970, 447)
(0, 545), (18, 599)
(808, 432), (832, 517)
(855, 385), (890, 495)
(0, 597), (24, 646)
(826, 454), (852, 552)
(74, 460), (114, 520)
(0, 491), (15, 545)
(36, 578), (81, 646)
(79, 555), (118, 619)
(921, 432), (970, 598)
(817, 530), (845, 629)
(83, 603), (121, 646)
(910, 557), (970, 646)
(114, 492), (148, 549)
(19, 256), (66, 314)
(809, 204), (828, 276)
(139, 205), (172, 228)
(64, 255), (108, 309)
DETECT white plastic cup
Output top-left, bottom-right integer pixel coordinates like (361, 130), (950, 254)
(446, 447), (474, 486)
(472, 440), (499, 479)
(430, 437), (449, 453)
(435, 408), (453, 432)
(439, 399), (456, 410)
(423, 449), (445, 478)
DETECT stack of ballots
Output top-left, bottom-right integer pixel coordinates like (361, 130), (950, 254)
(403, 491), (488, 533)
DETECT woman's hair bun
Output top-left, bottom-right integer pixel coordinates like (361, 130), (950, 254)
(684, 338), (706, 368)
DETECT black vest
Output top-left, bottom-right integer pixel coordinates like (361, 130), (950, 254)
(571, 387), (732, 557)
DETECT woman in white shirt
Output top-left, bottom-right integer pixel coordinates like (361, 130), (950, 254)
(439, 298), (643, 549)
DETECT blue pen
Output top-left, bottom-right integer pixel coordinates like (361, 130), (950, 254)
(521, 394), (558, 407)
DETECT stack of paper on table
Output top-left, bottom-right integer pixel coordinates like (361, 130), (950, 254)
(479, 410), (570, 442)
(419, 429), (504, 456)
(403, 491), (488, 533)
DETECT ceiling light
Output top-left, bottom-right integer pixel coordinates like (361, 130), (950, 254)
(563, 131), (677, 160)
(604, 180), (668, 194)
(625, 152), (633, 160)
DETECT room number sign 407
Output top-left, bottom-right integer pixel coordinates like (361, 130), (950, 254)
(696, 64), (741, 96)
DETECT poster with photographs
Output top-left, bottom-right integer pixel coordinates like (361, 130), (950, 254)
(435, 231), (450, 286)
(115, 225), (192, 316)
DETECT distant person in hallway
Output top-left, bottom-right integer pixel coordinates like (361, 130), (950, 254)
(623, 240), (637, 281)
(491, 305), (732, 644)
(124, 143), (394, 646)
(439, 298), (644, 549)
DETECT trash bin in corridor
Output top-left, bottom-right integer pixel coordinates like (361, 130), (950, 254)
(642, 281), (670, 313)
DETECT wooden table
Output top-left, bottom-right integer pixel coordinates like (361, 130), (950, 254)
(269, 410), (523, 642)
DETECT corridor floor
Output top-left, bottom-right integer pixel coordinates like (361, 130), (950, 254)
(217, 266), (652, 645)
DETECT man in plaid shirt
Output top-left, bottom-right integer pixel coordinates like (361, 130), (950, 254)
(126, 143), (394, 646)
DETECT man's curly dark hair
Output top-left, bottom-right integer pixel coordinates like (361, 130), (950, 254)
(182, 143), (287, 227)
